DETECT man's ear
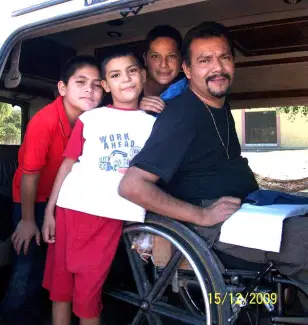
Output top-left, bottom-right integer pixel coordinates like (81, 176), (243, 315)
(101, 80), (111, 93)
(57, 81), (67, 96)
(182, 62), (191, 80)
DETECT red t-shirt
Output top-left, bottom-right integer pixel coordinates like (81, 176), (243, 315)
(63, 118), (85, 161)
(12, 96), (72, 202)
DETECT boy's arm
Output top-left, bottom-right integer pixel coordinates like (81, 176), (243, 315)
(44, 158), (76, 216)
(21, 173), (39, 222)
(12, 173), (41, 255)
(12, 116), (53, 255)
(43, 118), (85, 243)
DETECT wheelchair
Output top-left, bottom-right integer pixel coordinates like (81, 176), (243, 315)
(104, 213), (308, 325)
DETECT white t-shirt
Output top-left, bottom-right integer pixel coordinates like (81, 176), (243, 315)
(56, 106), (156, 222)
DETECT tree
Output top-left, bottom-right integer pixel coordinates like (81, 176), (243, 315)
(0, 102), (21, 144)
(277, 106), (308, 122)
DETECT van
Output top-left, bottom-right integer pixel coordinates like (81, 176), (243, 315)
(0, 1), (307, 323)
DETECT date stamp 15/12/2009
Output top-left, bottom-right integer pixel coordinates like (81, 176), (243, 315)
(208, 292), (277, 306)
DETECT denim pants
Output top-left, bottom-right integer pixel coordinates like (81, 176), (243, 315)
(0, 202), (47, 325)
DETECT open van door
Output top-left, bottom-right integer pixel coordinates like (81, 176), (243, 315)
(0, 0), (208, 78)
(0, 0), (162, 77)
(0, 0), (307, 323)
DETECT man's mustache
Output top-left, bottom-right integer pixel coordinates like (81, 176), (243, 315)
(206, 73), (231, 83)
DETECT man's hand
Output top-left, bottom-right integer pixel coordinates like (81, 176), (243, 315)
(199, 197), (241, 227)
(140, 96), (165, 114)
(11, 219), (40, 255)
(42, 213), (56, 244)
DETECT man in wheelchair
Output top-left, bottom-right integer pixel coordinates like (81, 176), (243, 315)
(118, 21), (308, 322)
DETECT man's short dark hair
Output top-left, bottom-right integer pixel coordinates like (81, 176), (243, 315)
(101, 46), (141, 79)
(182, 21), (235, 66)
(144, 25), (182, 54)
(60, 55), (101, 84)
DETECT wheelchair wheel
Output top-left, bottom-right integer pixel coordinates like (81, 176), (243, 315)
(104, 213), (232, 325)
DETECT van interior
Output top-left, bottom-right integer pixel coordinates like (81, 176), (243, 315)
(0, 0), (307, 322)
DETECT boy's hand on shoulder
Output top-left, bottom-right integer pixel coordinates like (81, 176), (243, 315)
(42, 213), (56, 244)
(140, 96), (165, 114)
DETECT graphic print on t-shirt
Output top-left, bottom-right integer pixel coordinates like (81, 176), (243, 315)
(56, 107), (156, 222)
(98, 132), (141, 173)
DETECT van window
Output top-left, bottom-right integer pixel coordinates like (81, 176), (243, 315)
(0, 100), (28, 145)
(245, 110), (277, 146)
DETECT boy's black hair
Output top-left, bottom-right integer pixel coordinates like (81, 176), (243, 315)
(182, 21), (235, 66)
(60, 55), (101, 84)
(101, 46), (142, 79)
(144, 25), (182, 54)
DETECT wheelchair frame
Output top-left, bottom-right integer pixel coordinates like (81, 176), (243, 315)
(105, 214), (308, 325)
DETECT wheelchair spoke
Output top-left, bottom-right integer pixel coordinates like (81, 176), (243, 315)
(104, 287), (142, 307)
(131, 309), (146, 325)
(146, 313), (163, 325)
(124, 234), (151, 298)
(147, 250), (183, 303)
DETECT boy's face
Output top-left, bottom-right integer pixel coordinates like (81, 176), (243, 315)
(102, 56), (146, 107)
(58, 65), (103, 113)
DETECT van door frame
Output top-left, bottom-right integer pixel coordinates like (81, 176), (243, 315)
(0, 0), (158, 77)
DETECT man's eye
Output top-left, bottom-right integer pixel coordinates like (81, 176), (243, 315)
(221, 55), (232, 61)
(94, 84), (102, 88)
(151, 54), (160, 59)
(76, 80), (85, 84)
(200, 59), (210, 63)
(111, 74), (119, 78)
(129, 68), (138, 73)
(169, 54), (178, 59)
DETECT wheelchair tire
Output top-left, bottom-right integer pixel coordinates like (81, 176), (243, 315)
(105, 213), (232, 325)
(146, 213), (232, 325)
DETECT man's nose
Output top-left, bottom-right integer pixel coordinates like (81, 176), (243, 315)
(211, 57), (223, 72)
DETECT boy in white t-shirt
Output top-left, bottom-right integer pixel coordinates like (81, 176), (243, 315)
(41, 47), (156, 325)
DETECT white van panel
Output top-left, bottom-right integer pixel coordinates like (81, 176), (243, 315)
(0, 0), (122, 47)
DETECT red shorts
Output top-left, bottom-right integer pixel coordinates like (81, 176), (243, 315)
(43, 207), (123, 318)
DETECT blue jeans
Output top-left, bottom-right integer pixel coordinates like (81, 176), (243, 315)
(0, 202), (47, 325)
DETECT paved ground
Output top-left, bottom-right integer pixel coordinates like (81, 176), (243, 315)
(242, 148), (308, 181)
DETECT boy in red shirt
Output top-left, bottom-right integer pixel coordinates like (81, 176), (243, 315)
(1, 56), (103, 325)
(42, 47), (156, 325)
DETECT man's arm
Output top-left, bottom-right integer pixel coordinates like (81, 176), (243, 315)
(119, 166), (241, 226)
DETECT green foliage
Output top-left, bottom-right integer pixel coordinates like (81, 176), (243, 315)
(277, 106), (308, 122)
(0, 102), (21, 144)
